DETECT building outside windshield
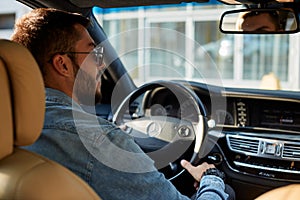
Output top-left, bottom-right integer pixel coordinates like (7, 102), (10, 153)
(1, 0), (299, 91)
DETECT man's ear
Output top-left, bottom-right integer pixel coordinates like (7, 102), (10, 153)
(51, 54), (71, 77)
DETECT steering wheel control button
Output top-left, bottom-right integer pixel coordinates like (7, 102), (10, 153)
(147, 122), (161, 137)
(177, 125), (190, 137)
(207, 119), (216, 128)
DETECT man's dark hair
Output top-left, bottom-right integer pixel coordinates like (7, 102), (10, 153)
(11, 8), (90, 76)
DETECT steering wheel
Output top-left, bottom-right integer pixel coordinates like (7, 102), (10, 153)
(113, 80), (208, 180)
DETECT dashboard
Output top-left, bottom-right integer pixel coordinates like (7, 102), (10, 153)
(193, 82), (300, 199)
(124, 80), (300, 200)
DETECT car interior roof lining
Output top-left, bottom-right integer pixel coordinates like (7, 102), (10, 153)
(18, 0), (210, 10)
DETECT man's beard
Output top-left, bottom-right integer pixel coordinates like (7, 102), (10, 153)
(72, 63), (102, 106)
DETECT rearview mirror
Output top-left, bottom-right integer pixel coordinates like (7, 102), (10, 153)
(220, 8), (299, 34)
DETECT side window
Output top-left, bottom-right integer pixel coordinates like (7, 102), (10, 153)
(0, 13), (15, 29)
(0, 13), (15, 38)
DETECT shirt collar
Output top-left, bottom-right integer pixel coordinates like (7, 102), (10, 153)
(45, 87), (80, 108)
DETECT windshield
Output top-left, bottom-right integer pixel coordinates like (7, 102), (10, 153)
(94, 3), (300, 92)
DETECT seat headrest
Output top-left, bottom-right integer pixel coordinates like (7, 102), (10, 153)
(0, 39), (45, 159)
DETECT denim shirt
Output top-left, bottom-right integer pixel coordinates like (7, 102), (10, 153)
(24, 88), (228, 200)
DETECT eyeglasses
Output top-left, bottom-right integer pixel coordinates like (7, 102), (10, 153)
(58, 46), (104, 66)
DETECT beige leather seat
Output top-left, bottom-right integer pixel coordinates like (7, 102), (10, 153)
(255, 184), (300, 200)
(0, 39), (101, 200)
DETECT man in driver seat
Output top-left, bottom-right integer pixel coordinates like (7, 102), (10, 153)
(12, 8), (234, 200)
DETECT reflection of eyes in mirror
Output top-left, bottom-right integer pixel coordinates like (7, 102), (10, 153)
(220, 9), (298, 34)
(237, 11), (281, 32)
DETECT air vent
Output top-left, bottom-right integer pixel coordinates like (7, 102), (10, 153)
(283, 143), (300, 160)
(227, 133), (300, 161)
(227, 135), (259, 155)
